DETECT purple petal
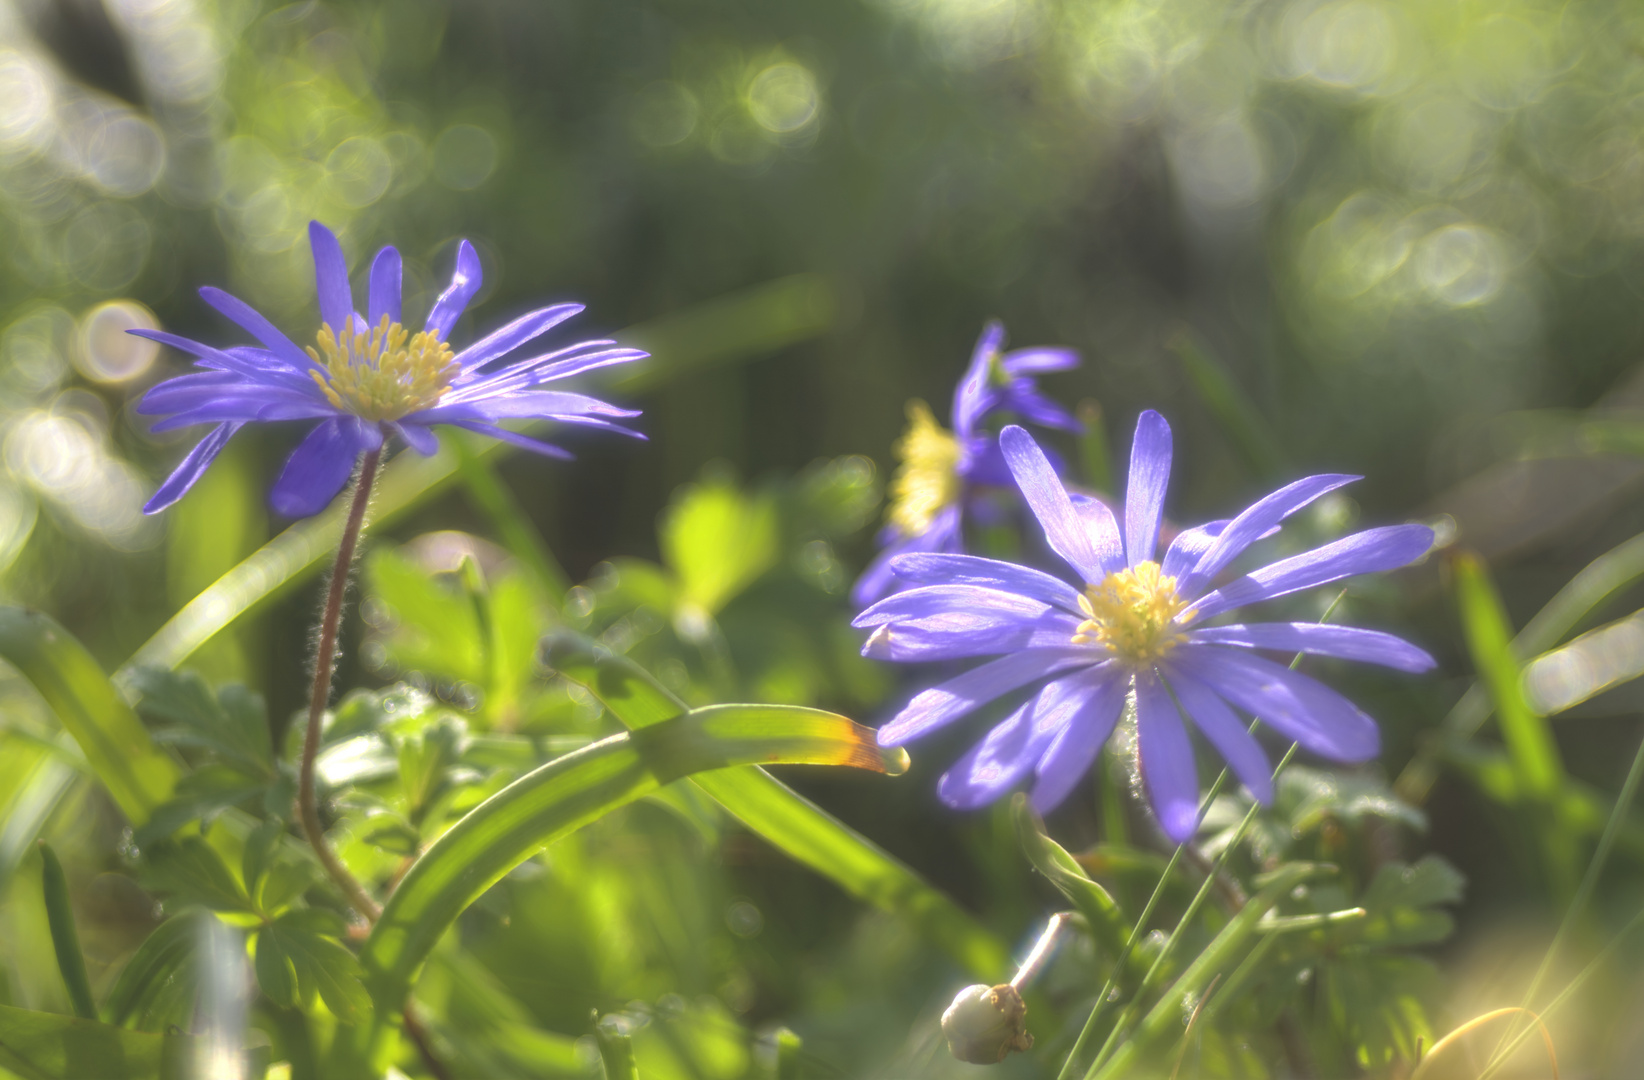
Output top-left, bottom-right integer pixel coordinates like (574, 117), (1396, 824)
(391, 421), (439, 455)
(448, 346), (648, 398)
(944, 665), (1120, 810)
(308, 222), (355, 335)
(1029, 664), (1129, 812)
(854, 584), (1056, 628)
(864, 612), (1080, 663)
(952, 321), (1005, 439)
(1189, 524), (1435, 621)
(144, 422), (243, 513)
(197, 287), (315, 372)
(1071, 495), (1125, 575)
(1000, 425), (1112, 584)
(1002, 346), (1079, 374)
(423, 391), (640, 422)
(850, 508), (963, 607)
(876, 648), (1095, 747)
(1133, 672), (1201, 842)
(1165, 669), (1273, 804)
(368, 246), (402, 328)
(1185, 622), (1436, 673)
(1172, 645), (1380, 762)
(450, 421), (572, 460)
(148, 398), (339, 431)
(425, 240), (482, 341)
(1160, 519), (1229, 580)
(269, 417), (378, 518)
(1124, 410), (1172, 568)
(452, 303), (585, 373)
(1002, 385), (1081, 432)
(1178, 473), (1360, 599)
(883, 552), (1083, 613)
(129, 330), (315, 392)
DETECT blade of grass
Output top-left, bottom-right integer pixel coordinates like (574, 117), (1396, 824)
(349, 704), (906, 1070)
(1169, 333), (1286, 482)
(37, 842), (97, 1021)
(542, 632), (1011, 979)
(0, 608), (178, 824)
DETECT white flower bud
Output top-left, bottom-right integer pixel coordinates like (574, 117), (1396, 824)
(940, 983), (1033, 1065)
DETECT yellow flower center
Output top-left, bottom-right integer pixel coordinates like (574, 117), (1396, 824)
(888, 399), (962, 537)
(306, 316), (460, 422)
(1074, 561), (1193, 661)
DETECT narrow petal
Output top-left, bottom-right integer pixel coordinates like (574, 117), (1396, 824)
(1165, 669), (1273, 804)
(1124, 410), (1172, 567)
(1003, 385), (1080, 432)
(368, 246), (402, 328)
(390, 421), (440, 455)
(148, 398), (339, 431)
(308, 221), (355, 335)
(863, 612), (1080, 663)
(453, 303), (586, 373)
(850, 510), (962, 607)
(129, 330), (315, 392)
(450, 421), (572, 460)
(1185, 622), (1436, 673)
(143, 422), (243, 513)
(1002, 346), (1079, 374)
(1190, 524), (1435, 621)
(1179, 473), (1360, 599)
(447, 345), (648, 398)
(422, 390), (640, 422)
(425, 240), (482, 340)
(1160, 519), (1229, 580)
(952, 321), (1005, 439)
(1172, 645), (1380, 762)
(944, 665), (1119, 809)
(1071, 495), (1125, 576)
(197, 287), (315, 372)
(876, 648), (1095, 747)
(269, 418), (376, 518)
(884, 552), (1084, 613)
(1029, 665), (1129, 812)
(1133, 672), (1201, 842)
(854, 584), (1054, 629)
(1000, 425), (1109, 583)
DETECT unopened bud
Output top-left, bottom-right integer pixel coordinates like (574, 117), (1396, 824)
(940, 983), (1032, 1064)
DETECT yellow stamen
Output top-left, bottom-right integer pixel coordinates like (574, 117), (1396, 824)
(888, 400), (962, 537)
(1074, 561), (1193, 661)
(306, 315), (460, 422)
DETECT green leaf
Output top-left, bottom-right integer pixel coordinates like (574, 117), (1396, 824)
(104, 910), (210, 1031)
(365, 548), (486, 684)
(264, 910), (372, 1023)
(142, 837), (253, 914)
(135, 765), (266, 846)
(660, 476), (779, 616)
(37, 843), (97, 1021)
(0, 608), (179, 824)
(1453, 551), (1565, 799)
(594, 1014), (641, 1080)
(350, 700), (908, 1066)
(1352, 855), (1465, 949)
(128, 668), (272, 777)
(252, 925), (299, 1009)
(0, 1002), (188, 1080)
(1322, 954), (1438, 1067)
(542, 632), (1010, 979)
(1011, 795), (1130, 959)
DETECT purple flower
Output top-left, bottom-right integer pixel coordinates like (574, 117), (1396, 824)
(852, 322), (1079, 605)
(135, 221), (646, 517)
(853, 411), (1435, 842)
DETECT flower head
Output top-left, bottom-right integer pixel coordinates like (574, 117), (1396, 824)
(854, 411), (1435, 842)
(135, 221), (646, 518)
(852, 322), (1079, 605)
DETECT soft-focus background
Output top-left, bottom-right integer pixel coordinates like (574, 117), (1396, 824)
(4, 0), (1644, 1075)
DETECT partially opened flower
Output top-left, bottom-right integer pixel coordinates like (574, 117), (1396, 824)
(854, 412), (1435, 842)
(136, 221), (645, 517)
(852, 322), (1079, 605)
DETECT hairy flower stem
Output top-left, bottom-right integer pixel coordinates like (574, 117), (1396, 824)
(298, 447), (384, 923)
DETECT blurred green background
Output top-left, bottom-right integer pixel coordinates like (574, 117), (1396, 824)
(5, 0), (1644, 1075)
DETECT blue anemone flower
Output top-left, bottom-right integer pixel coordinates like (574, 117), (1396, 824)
(135, 221), (646, 517)
(853, 412), (1436, 842)
(851, 321), (1079, 605)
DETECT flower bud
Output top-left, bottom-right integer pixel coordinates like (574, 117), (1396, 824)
(940, 983), (1033, 1064)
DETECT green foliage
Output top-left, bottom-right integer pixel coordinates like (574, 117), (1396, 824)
(0, 1002), (188, 1080)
